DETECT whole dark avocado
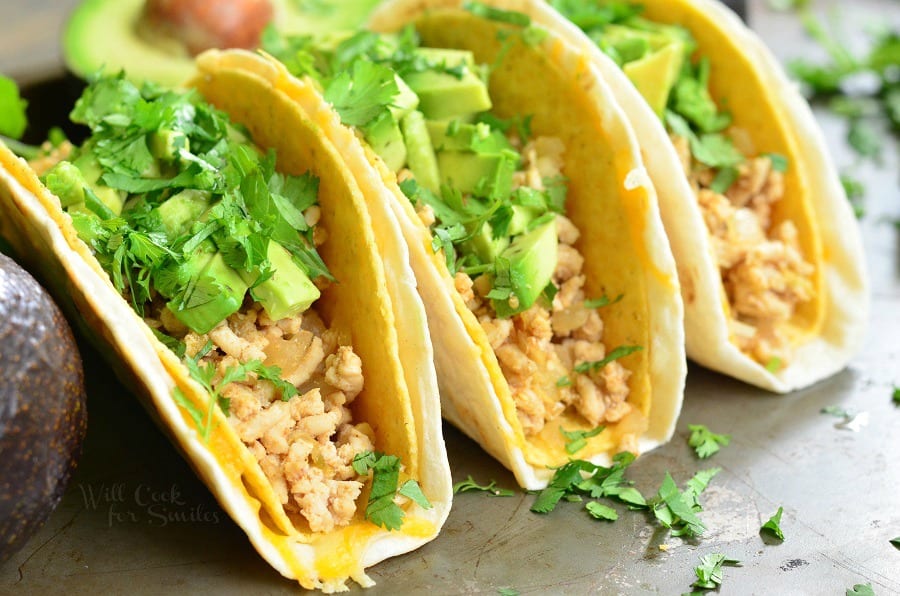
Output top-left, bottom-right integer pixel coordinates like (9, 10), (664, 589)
(0, 252), (87, 562)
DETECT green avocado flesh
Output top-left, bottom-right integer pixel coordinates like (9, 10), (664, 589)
(49, 74), (329, 336)
(64, 0), (383, 87)
(263, 28), (570, 318)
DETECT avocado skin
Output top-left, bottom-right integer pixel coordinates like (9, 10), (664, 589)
(0, 253), (87, 562)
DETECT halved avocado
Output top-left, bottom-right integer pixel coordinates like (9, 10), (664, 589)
(64, 0), (383, 87)
(0, 252), (87, 562)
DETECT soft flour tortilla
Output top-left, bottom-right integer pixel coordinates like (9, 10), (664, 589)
(221, 0), (686, 489)
(0, 54), (451, 592)
(473, 0), (868, 392)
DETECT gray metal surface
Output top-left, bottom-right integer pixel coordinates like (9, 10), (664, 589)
(1, 1), (899, 594)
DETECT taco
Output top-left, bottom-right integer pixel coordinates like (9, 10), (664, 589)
(484, 0), (868, 392)
(249, 0), (686, 489)
(0, 63), (451, 591)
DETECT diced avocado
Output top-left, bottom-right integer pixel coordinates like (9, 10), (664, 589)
(155, 189), (211, 238)
(403, 48), (492, 121)
(400, 110), (441, 193)
(44, 161), (90, 208)
(169, 251), (249, 334)
(492, 220), (558, 318)
(389, 75), (420, 119)
(437, 149), (519, 199)
(462, 221), (510, 264)
(426, 120), (513, 153)
(70, 152), (125, 215)
(507, 204), (543, 236)
(245, 241), (320, 321)
(362, 111), (407, 172)
(623, 42), (685, 117)
(150, 128), (189, 162)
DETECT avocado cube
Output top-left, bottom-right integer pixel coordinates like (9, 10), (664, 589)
(437, 149), (519, 198)
(400, 110), (441, 193)
(245, 241), (320, 321)
(169, 251), (249, 334)
(462, 221), (510, 265)
(403, 48), (492, 121)
(623, 41), (685, 117)
(389, 75), (420, 120)
(44, 161), (88, 208)
(491, 220), (558, 318)
(69, 152), (125, 216)
(426, 120), (513, 154)
(362, 111), (408, 173)
(155, 189), (212, 238)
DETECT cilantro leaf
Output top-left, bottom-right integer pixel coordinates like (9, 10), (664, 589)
(353, 451), (429, 530)
(821, 405), (853, 418)
(453, 475), (515, 497)
(574, 345), (643, 374)
(584, 293), (623, 309)
(846, 584), (876, 596)
(324, 60), (398, 127)
(687, 424), (731, 459)
(497, 589), (519, 596)
(585, 501), (618, 521)
(649, 470), (718, 538)
(892, 386), (900, 406)
(531, 460), (592, 513)
(0, 74), (27, 139)
(691, 553), (741, 590)
(560, 425), (606, 455)
(890, 537), (900, 550)
(760, 506), (785, 540)
(670, 58), (731, 134)
(465, 2), (531, 27)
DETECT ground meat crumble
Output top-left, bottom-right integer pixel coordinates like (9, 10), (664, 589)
(672, 135), (815, 366)
(457, 136), (633, 437)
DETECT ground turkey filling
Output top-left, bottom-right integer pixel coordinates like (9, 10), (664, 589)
(672, 135), (815, 366)
(424, 137), (633, 438)
(146, 232), (375, 535)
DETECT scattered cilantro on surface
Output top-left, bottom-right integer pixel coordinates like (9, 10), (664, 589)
(497, 588), (519, 596)
(585, 501), (618, 521)
(821, 405), (853, 418)
(453, 475), (515, 497)
(687, 425), (731, 459)
(846, 583), (876, 596)
(530, 452), (645, 516)
(649, 469), (720, 538)
(890, 536), (900, 550)
(761, 506), (786, 540)
(352, 451), (432, 530)
(892, 386), (900, 406)
(690, 553), (741, 591)
(560, 425), (606, 455)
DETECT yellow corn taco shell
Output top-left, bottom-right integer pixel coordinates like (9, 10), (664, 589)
(504, 0), (868, 392)
(216, 0), (686, 489)
(0, 55), (451, 591)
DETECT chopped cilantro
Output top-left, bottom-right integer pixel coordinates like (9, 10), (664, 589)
(890, 536), (900, 549)
(846, 584), (876, 596)
(497, 588), (519, 596)
(530, 452), (644, 514)
(687, 424), (731, 459)
(353, 451), (432, 530)
(840, 173), (866, 218)
(821, 405), (853, 418)
(574, 345), (643, 374)
(560, 425), (606, 455)
(691, 553), (741, 590)
(556, 376), (572, 388)
(649, 469), (720, 538)
(709, 166), (738, 194)
(765, 356), (783, 373)
(324, 60), (398, 128)
(452, 475), (515, 497)
(585, 501), (618, 521)
(464, 2), (531, 27)
(892, 386), (900, 406)
(178, 344), (296, 441)
(763, 152), (789, 172)
(0, 74), (28, 140)
(584, 293), (623, 309)
(760, 506), (785, 540)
